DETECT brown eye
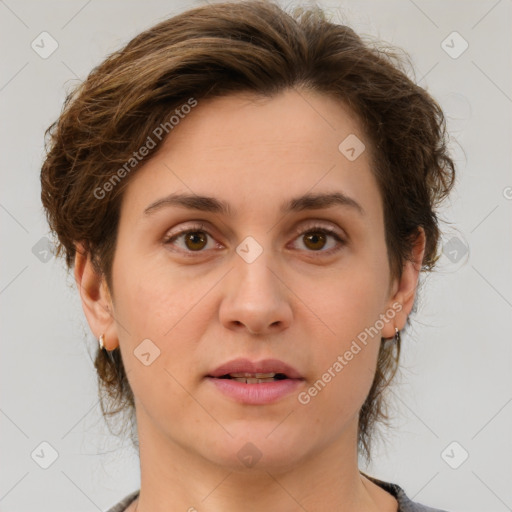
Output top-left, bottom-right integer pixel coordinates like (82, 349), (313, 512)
(303, 231), (327, 251)
(163, 224), (217, 253)
(164, 223), (345, 257)
(291, 225), (346, 255)
(183, 231), (208, 251)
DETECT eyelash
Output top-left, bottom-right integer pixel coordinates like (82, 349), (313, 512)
(162, 222), (346, 257)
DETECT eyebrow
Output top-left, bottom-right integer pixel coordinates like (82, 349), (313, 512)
(143, 191), (365, 217)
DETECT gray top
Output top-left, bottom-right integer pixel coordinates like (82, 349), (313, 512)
(105, 475), (449, 512)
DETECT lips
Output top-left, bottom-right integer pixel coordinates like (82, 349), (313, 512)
(206, 358), (304, 405)
(207, 358), (303, 380)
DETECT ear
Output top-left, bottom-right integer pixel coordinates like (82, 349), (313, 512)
(381, 227), (426, 339)
(74, 242), (118, 350)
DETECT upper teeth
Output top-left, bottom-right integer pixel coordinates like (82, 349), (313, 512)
(229, 372), (277, 378)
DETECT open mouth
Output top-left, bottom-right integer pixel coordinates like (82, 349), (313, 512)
(206, 369), (304, 404)
(216, 372), (289, 383)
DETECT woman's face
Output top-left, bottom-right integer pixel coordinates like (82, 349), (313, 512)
(90, 89), (419, 471)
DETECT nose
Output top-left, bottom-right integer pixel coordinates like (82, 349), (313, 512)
(219, 253), (293, 336)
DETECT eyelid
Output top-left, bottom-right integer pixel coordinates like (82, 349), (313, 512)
(163, 220), (346, 254)
(164, 222), (208, 239)
(291, 220), (345, 240)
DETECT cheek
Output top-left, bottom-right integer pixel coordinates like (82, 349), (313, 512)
(300, 335), (380, 429)
(295, 258), (386, 418)
(112, 256), (218, 388)
(292, 338), (380, 454)
(112, 252), (212, 338)
(304, 260), (388, 345)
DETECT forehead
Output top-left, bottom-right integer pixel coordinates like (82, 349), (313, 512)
(167, 89), (366, 157)
(120, 88), (382, 223)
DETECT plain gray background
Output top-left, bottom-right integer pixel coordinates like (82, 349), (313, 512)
(1, 0), (511, 511)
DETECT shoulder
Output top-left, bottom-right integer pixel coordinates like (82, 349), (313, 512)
(103, 480), (450, 512)
(104, 490), (140, 512)
(362, 473), (450, 512)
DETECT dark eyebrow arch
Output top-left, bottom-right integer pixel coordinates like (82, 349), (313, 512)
(143, 191), (365, 217)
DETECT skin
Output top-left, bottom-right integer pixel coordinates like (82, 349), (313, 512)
(75, 88), (425, 512)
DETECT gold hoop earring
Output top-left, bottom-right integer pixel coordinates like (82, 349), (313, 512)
(99, 334), (105, 350)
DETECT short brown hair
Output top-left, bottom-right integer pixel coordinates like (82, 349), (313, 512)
(40, 0), (456, 460)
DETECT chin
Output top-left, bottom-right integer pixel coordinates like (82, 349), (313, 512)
(205, 429), (310, 473)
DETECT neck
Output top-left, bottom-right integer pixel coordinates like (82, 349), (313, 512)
(129, 410), (395, 512)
